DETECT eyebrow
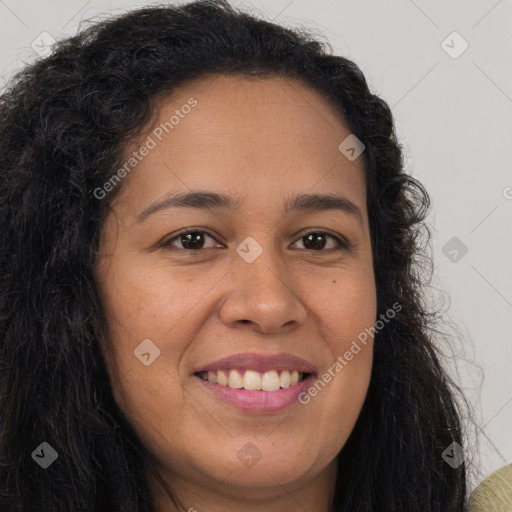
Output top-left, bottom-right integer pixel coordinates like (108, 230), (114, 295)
(135, 190), (363, 225)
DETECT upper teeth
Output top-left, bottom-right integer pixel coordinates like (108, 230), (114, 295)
(197, 369), (304, 391)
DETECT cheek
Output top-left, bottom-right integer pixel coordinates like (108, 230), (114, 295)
(314, 260), (377, 349)
(303, 267), (376, 443)
(95, 261), (188, 418)
(98, 258), (214, 349)
(99, 272), (193, 458)
(96, 258), (222, 428)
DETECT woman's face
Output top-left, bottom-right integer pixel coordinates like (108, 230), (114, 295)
(95, 74), (376, 504)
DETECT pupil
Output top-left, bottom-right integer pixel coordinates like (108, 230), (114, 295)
(182, 232), (203, 249)
(304, 233), (325, 250)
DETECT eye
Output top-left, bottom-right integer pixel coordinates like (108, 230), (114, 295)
(291, 231), (348, 252)
(161, 229), (349, 253)
(162, 229), (221, 251)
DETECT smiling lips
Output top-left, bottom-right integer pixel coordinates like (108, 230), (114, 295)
(193, 352), (316, 412)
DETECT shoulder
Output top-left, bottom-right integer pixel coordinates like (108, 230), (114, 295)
(469, 463), (512, 511)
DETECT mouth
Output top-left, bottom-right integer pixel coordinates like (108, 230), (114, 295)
(192, 352), (317, 413)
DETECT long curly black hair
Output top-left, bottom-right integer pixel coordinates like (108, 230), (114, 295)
(0, 1), (472, 510)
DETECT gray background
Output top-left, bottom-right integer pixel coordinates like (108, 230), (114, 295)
(1, 0), (511, 492)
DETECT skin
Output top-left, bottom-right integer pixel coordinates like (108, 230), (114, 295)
(95, 74), (377, 512)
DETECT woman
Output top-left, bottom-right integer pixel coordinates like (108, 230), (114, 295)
(0, 1), (471, 510)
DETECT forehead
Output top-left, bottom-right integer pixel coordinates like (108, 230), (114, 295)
(113, 74), (367, 220)
(146, 73), (350, 152)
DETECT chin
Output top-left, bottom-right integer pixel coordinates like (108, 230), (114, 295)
(202, 444), (316, 489)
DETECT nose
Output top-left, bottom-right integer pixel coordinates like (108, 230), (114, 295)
(218, 244), (307, 335)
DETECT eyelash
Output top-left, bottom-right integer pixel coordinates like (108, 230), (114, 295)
(161, 228), (349, 254)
